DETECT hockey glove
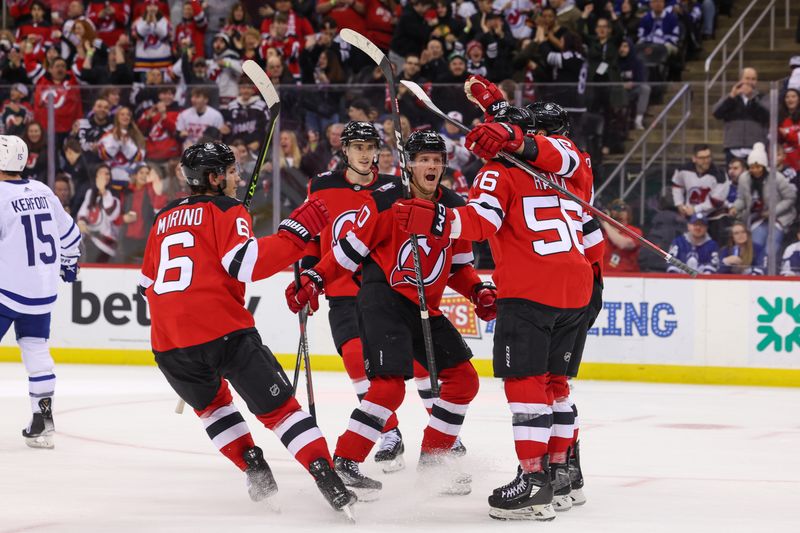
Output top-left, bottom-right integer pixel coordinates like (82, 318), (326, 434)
(392, 198), (453, 240)
(466, 122), (523, 160)
(60, 258), (79, 283)
(464, 75), (508, 118)
(285, 269), (323, 314)
(471, 282), (497, 322)
(279, 198), (330, 249)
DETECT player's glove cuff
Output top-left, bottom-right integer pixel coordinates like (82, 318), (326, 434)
(487, 100), (508, 117)
(302, 268), (324, 290)
(279, 218), (313, 245)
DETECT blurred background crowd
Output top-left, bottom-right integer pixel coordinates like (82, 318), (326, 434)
(1, 0), (799, 275)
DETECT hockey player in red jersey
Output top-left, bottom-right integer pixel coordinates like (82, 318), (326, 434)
(138, 141), (355, 514)
(287, 131), (492, 501)
(393, 100), (602, 521)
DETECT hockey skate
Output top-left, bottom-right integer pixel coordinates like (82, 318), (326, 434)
(309, 458), (357, 521)
(550, 462), (573, 511)
(243, 446), (278, 505)
(22, 398), (54, 449)
(333, 455), (382, 502)
(374, 427), (405, 473)
(450, 435), (467, 457)
(488, 465), (556, 521)
(417, 451), (472, 496)
(568, 441), (587, 506)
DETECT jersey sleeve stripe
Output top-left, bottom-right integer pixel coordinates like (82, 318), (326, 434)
(451, 251), (475, 265)
(138, 273), (154, 289)
(334, 238), (362, 272)
(62, 232), (82, 251)
(467, 193), (504, 231)
(60, 222), (78, 242)
(582, 217), (600, 235)
(583, 227), (603, 248)
(222, 238), (258, 283)
(544, 137), (579, 178)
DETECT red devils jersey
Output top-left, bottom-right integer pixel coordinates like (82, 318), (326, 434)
(453, 134), (598, 309)
(139, 195), (305, 352)
(306, 169), (397, 298)
(316, 182), (476, 315)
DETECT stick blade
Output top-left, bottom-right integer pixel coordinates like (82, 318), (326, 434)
(339, 29), (386, 65)
(242, 60), (279, 107)
(400, 80), (445, 116)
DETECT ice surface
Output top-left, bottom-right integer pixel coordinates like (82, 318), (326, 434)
(1, 363), (798, 532)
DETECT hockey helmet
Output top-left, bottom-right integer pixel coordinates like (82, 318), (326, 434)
(0, 135), (28, 173)
(180, 141), (236, 188)
(340, 121), (381, 147)
(405, 130), (447, 159)
(493, 105), (538, 137)
(525, 101), (571, 137)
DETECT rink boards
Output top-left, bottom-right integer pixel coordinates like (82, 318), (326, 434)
(1, 266), (799, 387)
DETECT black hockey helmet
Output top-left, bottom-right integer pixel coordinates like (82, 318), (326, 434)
(405, 130), (447, 159)
(181, 141), (236, 188)
(341, 121), (381, 147)
(493, 105), (538, 137)
(525, 101), (571, 136)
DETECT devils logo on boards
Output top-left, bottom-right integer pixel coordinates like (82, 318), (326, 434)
(390, 236), (450, 287)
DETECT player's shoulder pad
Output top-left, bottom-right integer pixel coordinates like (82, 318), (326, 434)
(438, 185), (466, 208)
(308, 169), (345, 194)
(370, 178), (404, 213)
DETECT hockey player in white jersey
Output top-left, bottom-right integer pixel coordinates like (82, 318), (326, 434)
(0, 135), (81, 448)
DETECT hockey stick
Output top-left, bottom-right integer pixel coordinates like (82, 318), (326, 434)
(293, 262), (316, 420)
(340, 29), (440, 396)
(175, 61), (283, 415)
(400, 80), (699, 277)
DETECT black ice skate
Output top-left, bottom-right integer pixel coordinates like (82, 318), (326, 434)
(333, 455), (382, 502)
(373, 427), (405, 473)
(309, 458), (357, 520)
(243, 446), (278, 503)
(550, 461), (573, 511)
(568, 440), (587, 506)
(488, 464), (556, 521)
(417, 451), (472, 496)
(22, 398), (54, 449)
(450, 435), (467, 457)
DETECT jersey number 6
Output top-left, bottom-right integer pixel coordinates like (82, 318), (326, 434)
(154, 231), (195, 295)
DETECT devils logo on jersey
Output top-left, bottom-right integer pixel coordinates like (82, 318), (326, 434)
(390, 236), (450, 287)
(331, 210), (358, 247)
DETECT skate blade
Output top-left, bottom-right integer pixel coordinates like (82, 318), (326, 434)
(262, 495), (281, 513)
(25, 435), (54, 449)
(489, 503), (557, 522)
(553, 494), (573, 512)
(341, 503), (356, 522)
(348, 486), (380, 503)
(570, 488), (587, 506)
(377, 455), (405, 474)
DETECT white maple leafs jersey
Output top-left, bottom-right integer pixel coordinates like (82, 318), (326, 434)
(0, 179), (80, 314)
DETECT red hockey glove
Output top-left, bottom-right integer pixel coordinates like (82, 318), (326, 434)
(464, 74), (508, 118)
(466, 122), (523, 160)
(285, 269), (324, 314)
(279, 198), (330, 249)
(392, 198), (453, 239)
(471, 282), (497, 322)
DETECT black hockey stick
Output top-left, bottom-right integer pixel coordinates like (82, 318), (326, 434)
(292, 262), (316, 420)
(400, 80), (699, 278)
(175, 61), (283, 415)
(340, 29), (440, 396)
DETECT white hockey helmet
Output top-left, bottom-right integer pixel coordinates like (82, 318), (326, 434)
(0, 135), (29, 173)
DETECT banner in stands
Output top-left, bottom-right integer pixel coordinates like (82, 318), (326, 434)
(2, 268), (799, 376)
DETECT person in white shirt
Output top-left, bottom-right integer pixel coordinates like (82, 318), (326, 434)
(176, 87), (224, 148)
(0, 135), (81, 449)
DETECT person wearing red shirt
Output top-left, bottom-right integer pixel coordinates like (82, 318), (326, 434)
(394, 101), (598, 521)
(87, 0), (130, 47)
(363, 0), (400, 51)
(173, 0), (207, 59)
(33, 57), (83, 138)
(138, 141), (356, 515)
(260, 0), (314, 41)
(136, 86), (181, 162)
(601, 198), (642, 272)
(288, 131), (487, 501)
(259, 12), (302, 83)
(316, 0), (367, 35)
(14, 2), (53, 45)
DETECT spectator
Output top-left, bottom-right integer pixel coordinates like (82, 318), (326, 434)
(780, 224), (800, 276)
(480, 11), (516, 81)
(33, 56), (83, 145)
(667, 213), (720, 274)
(261, 13), (302, 84)
(784, 55), (800, 92)
(639, 188), (690, 271)
(551, 0), (581, 34)
(53, 176), (74, 215)
(0, 36), (30, 85)
(61, 0), (93, 51)
(261, 0), (315, 44)
(131, 68), (164, 118)
(730, 142), (798, 252)
(718, 222), (766, 275)
(176, 87), (224, 148)
(430, 1), (464, 55)
(376, 143), (400, 176)
(137, 86), (181, 162)
(299, 44), (345, 135)
(76, 97), (113, 160)
(58, 138), (92, 213)
(637, 0), (681, 56)
(420, 38), (448, 82)
(106, 34), (135, 84)
(97, 106), (147, 186)
(601, 198), (642, 272)
(77, 163), (121, 263)
(725, 157), (746, 208)
(440, 110), (471, 170)
(617, 37), (650, 130)
(618, 0), (641, 39)
(209, 32), (243, 103)
(278, 130), (303, 171)
(221, 80), (268, 153)
(69, 19), (110, 85)
(117, 162), (169, 263)
(1, 83), (33, 136)
(712, 68), (769, 162)
(87, 0), (129, 48)
(14, 2), (53, 45)
(317, 0), (368, 36)
(132, 0), (173, 75)
(174, 0), (207, 60)
(543, 32), (588, 121)
(778, 88), (800, 173)
(396, 53), (431, 126)
(21, 120), (47, 183)
(221, 2), (253, 52)
(389, 0), (434, 68)
(671, 144), (729, 235)
(533, 6), (568, 58)
(465, 40), (487, 77)
(364, 0), (401, 52)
